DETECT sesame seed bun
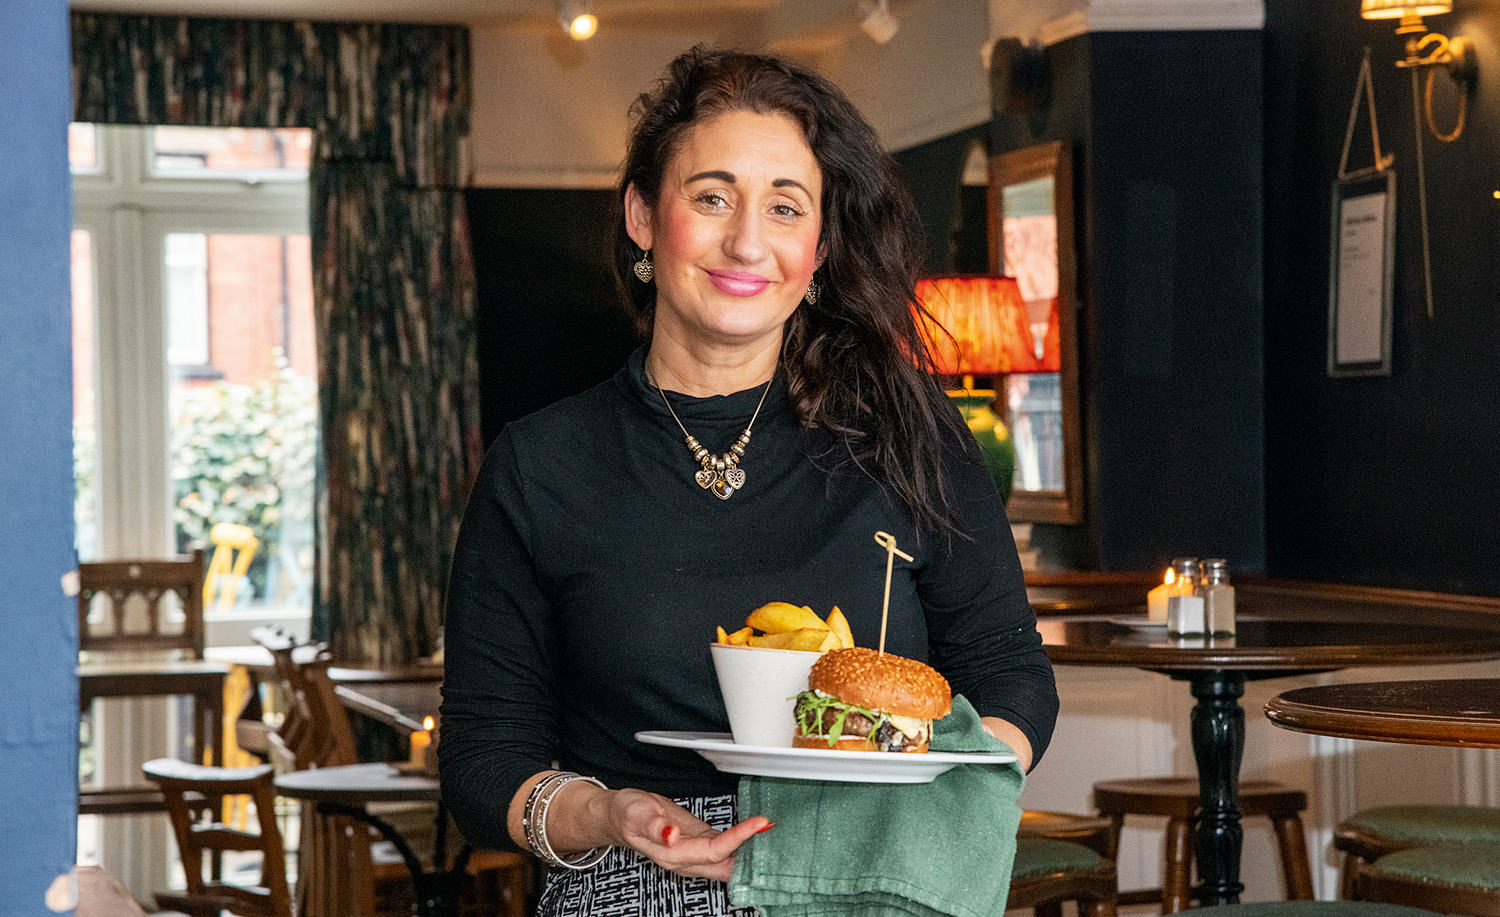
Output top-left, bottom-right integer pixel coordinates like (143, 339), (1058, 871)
(806, 647), (952, 720)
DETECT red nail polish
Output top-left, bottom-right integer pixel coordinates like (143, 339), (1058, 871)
(755, 820), (775, 834)
(662, 825), (675, 844)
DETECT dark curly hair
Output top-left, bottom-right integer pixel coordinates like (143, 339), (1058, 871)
(612, 46), (977, 539)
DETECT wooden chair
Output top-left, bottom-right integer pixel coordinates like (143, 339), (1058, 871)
(1091, 776), (1315, 913)
(142, 757), (292, 917)
(77, 549), (228, 816)
(251, 628), (532, 917)
(1008, 836), (1119, 916)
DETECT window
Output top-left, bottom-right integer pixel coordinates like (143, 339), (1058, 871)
(72, 124), (316, 622)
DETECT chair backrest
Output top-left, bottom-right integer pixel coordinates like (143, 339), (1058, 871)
(78, 549), (206, 658)
(142, 757), (291, 917)
(253, 627), (359, 770)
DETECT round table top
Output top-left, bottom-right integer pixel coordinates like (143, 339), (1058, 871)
(1266, 678), (1500, 748)
(1038, 616), (1500, 673)
(274, 762), (439, 804)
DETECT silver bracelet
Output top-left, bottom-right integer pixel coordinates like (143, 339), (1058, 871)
(522, 771), (609, 870)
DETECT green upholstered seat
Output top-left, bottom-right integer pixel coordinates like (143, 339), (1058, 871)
(1193, 904), (1438, 917)
(1011, 836), (1106, 878)
(1342, 805), (1500, 845)
(1007, 836), (1116, 915)
(1368, 843), (1500, 890)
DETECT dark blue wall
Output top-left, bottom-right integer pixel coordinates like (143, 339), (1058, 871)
(1264, 1), (1500, 594)
(0, 0), (81, 907)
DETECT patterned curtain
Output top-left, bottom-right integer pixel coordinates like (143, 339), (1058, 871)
(72, 14), (482, 665)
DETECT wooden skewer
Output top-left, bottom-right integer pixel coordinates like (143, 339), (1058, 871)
(873, 531), (913, 655)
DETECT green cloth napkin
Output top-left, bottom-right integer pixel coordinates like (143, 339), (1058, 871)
(729, 695), (1024, 917)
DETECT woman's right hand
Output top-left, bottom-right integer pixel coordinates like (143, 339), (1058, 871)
(595, 787), (772, 882)
(509, 772), (772, 883)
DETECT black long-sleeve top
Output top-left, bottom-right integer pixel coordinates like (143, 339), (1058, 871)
(439, 347), (1058, 852)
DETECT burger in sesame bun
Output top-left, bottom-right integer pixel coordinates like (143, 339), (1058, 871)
(792, 647), (952, 753)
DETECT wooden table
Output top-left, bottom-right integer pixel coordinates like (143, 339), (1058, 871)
(336, 681), (440, 734)
(77, 658), (229, 813)
(1039, 614), (1500, 905)
(276, 763), (456, 917)
(1266, 678), (1500, 748)
(207, 644), (443, 685)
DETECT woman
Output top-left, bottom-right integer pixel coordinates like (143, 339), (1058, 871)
(440, 46), (1058, 916)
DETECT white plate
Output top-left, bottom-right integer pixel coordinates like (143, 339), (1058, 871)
(1107, 615), (1168, 631)
(635, 731), (1017, 784)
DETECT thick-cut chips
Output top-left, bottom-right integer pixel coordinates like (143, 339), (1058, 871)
(716, 604), (856, 651)
(747, 631), (796, 649)
(826, 607), (855, 650)
(747, 602), (830, 635)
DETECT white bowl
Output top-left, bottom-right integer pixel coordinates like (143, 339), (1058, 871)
(709, 642), (821, 747)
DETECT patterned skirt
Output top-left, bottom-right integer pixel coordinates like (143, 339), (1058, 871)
(534, 793), (760, 917)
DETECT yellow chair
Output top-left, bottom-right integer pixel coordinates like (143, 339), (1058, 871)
(203, 522), (259, 610)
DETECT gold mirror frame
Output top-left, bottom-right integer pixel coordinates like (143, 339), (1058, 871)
(987, 140), (1084, 524)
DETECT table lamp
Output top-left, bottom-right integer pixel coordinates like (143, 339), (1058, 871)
(915, 275), (1052, 504)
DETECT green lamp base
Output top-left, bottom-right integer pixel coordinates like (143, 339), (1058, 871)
(950, 392), (1016, 506)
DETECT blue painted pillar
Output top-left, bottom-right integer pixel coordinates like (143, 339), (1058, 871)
(0, 0), (80, 909)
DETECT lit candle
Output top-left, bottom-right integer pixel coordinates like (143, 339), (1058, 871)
(1147, 568), (1175, 623)
(408, 717), (434, 769)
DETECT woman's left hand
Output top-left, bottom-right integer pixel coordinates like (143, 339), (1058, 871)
(601, 787), (772, 882)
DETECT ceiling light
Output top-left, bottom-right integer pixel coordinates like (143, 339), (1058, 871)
(558, 0), (598, 41)
(859, 0), (899, 44)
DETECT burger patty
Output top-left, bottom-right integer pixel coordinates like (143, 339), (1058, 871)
(806, 707), (915, 752)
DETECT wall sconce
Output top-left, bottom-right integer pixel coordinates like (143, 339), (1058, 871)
(1362, 0), (1477, 141)
(558, 0), (598, 41)
(858, 0), (900, 44)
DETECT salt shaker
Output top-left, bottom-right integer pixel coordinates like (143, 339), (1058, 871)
(1166, 557), (1206, 635)
(1202, 558), (1236, 635)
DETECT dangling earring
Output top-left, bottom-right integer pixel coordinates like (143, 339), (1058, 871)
(633, 250), (654, 283)
(804, 278), (821, 305)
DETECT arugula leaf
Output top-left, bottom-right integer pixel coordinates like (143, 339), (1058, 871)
(793, 690), (890, 746)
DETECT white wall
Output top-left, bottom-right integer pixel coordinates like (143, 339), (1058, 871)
(812, 0), (992, 153)
(467, 0), (996, 188)
(470, 23), (728, 187)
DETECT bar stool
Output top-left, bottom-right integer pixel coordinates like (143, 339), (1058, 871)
(1192, 904), (1445, 917)
(1092, 776), (1315, 913)
(1355, 843), (1500, 917)
(1334, 804), (1500, 898)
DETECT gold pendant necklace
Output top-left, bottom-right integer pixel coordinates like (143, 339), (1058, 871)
(650, 370), (774, 500)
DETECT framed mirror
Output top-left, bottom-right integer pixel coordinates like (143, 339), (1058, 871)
(987, 140), (1084, 524)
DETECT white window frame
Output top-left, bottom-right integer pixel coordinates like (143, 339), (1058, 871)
(74, 123), (313, 640)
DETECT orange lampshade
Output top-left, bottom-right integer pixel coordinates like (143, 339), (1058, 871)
(915, 276), (1054, 375)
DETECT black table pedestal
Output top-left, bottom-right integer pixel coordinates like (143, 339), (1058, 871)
(1188, 670), (1246, 905)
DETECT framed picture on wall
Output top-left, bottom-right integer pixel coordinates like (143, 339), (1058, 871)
(1328, 169), (1395, 377)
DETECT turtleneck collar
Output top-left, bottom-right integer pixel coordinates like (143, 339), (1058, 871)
(622, 345), (789, 425)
